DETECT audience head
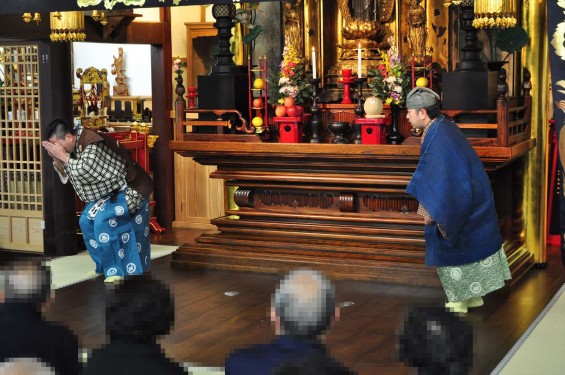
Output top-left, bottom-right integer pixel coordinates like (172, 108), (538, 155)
(105, 273), (175, 344)
(398, 305), (474, 375)
(272, 268), (337, 339)
(1, 259), (52, 308)
(0, 358), (56, 375)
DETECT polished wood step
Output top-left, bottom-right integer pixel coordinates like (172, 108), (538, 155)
(171, 244), (440, 286)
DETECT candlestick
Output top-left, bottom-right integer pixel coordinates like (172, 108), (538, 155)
(309, 78), (321, 143)
(357, 42), (362, 78)
(353, 77), (367, 144)
(311, 47), (317, 79)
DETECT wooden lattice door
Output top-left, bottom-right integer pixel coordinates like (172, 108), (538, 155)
(0, 45), (43, 252)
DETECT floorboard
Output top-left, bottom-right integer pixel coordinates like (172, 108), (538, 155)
(3, 228), (565, 374)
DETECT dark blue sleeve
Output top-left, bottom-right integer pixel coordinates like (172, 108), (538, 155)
(406, 122), (475, 246)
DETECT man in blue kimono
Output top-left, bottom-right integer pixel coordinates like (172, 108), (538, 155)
(42, 119), (152, 283)
(225, 269), (353, 374)
(405, 87), (511, 313)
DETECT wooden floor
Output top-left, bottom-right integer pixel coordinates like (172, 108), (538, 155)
(3, 228), (565, 374)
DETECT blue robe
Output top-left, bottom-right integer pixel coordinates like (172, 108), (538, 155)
(79, 190), (150, 278)
(406, 115), (503, 267)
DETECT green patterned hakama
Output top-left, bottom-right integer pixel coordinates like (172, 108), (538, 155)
(437, 247), (511, 302)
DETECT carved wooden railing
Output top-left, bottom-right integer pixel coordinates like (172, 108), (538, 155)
(175, 108), (254, 141)
(174, 91), (257, 142)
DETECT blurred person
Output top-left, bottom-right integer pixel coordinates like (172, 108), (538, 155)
(271, 351), (337, 375)
(405, 87), (511, 313)
(0, 358), (56, 375)
(0, 259), (80, 375)
(82, 273), (186, 374)
(398, 305), (474, 375)
(225, 269), (353, 375)
(42, 119), (153, 283)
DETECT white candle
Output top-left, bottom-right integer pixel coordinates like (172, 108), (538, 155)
(357, 42), (362, 78)
(311, 47), (317, 79)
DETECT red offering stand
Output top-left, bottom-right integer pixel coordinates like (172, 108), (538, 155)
(354, 117), (390, 144)
(273, 116), (308, 143)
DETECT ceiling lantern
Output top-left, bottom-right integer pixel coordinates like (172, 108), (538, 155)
(472, 0), (517, 29)
(50, 11), (86, 42)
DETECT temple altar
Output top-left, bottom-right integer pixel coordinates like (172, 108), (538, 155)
(169, 140), (535, 285)
(167, 0), (544, 285)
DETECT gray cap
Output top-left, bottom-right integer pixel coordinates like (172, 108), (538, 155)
(406, 87), (440, 109)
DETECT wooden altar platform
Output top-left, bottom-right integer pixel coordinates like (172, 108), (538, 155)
(169, 140), (536, 286)
(169, 70), (536, 285)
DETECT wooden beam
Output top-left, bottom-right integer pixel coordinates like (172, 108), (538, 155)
(126, 22), (164, 44)
(102, 10), (140, 41)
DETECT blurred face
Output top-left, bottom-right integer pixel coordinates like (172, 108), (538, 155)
(48, 133), (75, 154)
(406, 108), (428, 129)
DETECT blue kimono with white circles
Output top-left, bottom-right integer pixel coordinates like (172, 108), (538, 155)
(80, 191), (150, 278)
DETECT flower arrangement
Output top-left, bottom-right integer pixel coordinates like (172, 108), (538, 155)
(267, 44), (311, 105)
(368, 38), (411, 106)
(173, 58), (186, 76)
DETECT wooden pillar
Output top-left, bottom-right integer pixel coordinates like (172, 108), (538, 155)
(40, 41), (78, 256)
(150, 7), (174, 229)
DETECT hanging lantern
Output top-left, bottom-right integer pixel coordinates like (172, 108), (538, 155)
(32, 13), (42, 24)
(472, 0), (517, 29)
(99, 12), (108, 26)
(50, 11), (86, 42)
(91, 10), (101, 22)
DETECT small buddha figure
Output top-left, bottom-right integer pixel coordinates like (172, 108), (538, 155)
(111, 47), (129, 96)
(406, 0), (426, 62)
(283, 0), (303, 57)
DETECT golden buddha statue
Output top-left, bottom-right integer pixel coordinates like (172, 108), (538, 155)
(406, 0), (426, 63)
(331, 0), (395, 76)
(283, 0), (303, 57)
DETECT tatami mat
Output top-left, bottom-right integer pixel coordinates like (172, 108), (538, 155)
(48, 245), (178, 289)
(491, 282), (565, 374)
